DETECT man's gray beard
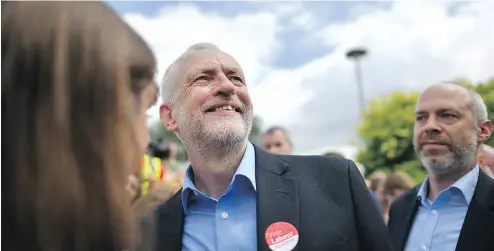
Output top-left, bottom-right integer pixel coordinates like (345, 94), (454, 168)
(414, 134), (478, 175)
(176, 105), (253, 155)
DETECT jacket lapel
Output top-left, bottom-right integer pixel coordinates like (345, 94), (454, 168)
(155, 190), (184, 251)
(254, 146), (300, 251)
(395, 187), (420, 251)
(455, 171), (494, 251)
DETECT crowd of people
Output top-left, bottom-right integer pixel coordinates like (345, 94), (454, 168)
(4, 2), (494, 251)
(258, 126), (494, 225)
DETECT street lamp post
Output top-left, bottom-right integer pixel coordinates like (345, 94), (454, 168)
(346, 48), (368, 113)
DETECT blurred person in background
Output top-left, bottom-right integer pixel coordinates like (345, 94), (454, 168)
(140, 141), (169, 196)
(387, 82), (493, 251)
(478, 144), (494, 177)
(369, 170), (387, 193)
(261, 126), (293, 155)
(369, 171), (388, 212)
(380, 171), (415, 223)
(482, 144), (494, 170)
(156, 43), (393, 251)
(322, 151), (345, 158)
(2, 2), (157, 251)
(165, 142), (182, 173)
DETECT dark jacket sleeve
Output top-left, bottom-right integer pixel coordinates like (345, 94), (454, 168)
(387, 198), (399, 231)
(347, 160), (394, 251)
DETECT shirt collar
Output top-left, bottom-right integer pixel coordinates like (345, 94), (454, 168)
(181, 142), (257, 212)
(417, 166), (480, 205)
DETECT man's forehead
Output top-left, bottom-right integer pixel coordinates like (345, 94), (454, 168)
(263, 130), (289, 141)
(416, 84), (470, 111)
(181, 49), (242, 74)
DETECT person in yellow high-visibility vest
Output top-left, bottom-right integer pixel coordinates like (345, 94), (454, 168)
(141, 153), (166, 196)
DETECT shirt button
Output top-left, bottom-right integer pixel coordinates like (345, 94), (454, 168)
(221, 212), (229, 219)
(421, 245), (427, 250)
(431, 210), (438, 215)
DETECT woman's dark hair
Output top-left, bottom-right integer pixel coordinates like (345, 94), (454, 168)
(2, 2), (156, 251)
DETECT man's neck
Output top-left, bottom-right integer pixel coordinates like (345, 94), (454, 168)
(427, 163), (476, 201)
(187, 142), (248, 200)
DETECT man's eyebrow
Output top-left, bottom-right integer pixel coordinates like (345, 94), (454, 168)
(437, 108), (459, 113)
(222, 66), (242, 74)
(415, 107), (460, 115)
(186, 66), (217, 80)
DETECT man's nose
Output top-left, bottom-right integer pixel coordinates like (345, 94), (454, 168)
(212, 73), (235, 97)
(424, 116), (442, 134)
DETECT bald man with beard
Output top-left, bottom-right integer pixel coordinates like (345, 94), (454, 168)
(387, 82), (494, 251)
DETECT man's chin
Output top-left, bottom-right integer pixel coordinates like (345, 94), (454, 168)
(202, 124), (246, 138)
(204, 119), (245, 130)
(421, 156), (455, 172)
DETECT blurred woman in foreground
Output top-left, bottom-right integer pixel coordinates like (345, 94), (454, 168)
(3, 2), (157, 250)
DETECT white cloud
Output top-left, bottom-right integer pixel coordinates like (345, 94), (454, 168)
(125, 3), (283, 120)
(126, 1), (494, 156)
(288, 1), (494, 154)
(125, 4), (281, 87)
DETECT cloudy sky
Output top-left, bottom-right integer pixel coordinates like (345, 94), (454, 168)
(108, 1), (494, 157)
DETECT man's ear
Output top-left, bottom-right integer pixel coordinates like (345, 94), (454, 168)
(478, 119), (493, 143)
(160, 104), (179, 133)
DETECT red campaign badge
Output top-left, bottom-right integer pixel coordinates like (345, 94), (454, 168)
(264, 221), (299, 251)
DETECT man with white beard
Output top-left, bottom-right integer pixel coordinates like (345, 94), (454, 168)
(154, 43), (393, 251)
(387, 82), (494, 251)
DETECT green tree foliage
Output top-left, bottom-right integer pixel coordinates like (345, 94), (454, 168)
(356, 91), (425, 182)
(356, 77), (494, 182)
(148, 115), (263, 161)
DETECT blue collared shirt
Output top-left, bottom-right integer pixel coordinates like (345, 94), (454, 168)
(404, 166), (479, 251)
(181, 142), (257, 251)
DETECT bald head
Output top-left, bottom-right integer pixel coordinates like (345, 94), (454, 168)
(161, 43), (226, 104)
(424, 81), (488, 123)
(413, 81), (492, 175)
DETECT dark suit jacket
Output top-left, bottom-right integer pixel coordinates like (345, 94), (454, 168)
(154, 146), (393, 251)
(387, 170), (494, 251)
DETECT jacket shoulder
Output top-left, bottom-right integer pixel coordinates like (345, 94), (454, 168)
(155, 188), (182, 214)
(276, 154), (352, 177)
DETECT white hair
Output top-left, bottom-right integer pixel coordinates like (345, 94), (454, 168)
(160, 43), (221, 104)
(439, 81), (488, 122)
